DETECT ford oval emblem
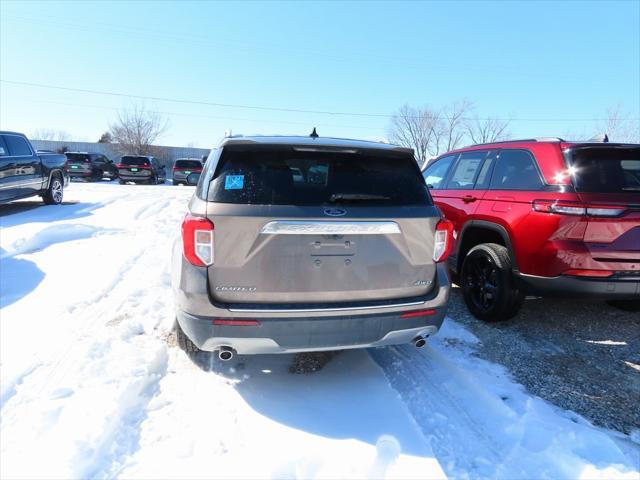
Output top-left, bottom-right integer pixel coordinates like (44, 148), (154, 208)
(324, 207), (347, 217)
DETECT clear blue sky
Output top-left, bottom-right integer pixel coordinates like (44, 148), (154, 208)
(1, 0), (638, 147)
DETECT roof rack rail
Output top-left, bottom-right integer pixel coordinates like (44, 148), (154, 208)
(467, 137), (565, 147)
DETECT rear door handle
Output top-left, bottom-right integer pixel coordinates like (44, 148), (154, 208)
(462, 195), (477, 203)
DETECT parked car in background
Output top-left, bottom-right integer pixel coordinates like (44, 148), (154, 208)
(117, 155), (166, 185)
(172, 134), (452, 360)
(423, 138), (640, 320)
(0, 131), (69, 205)
(65, 152), (118, 181)
(172, 158), (203, 185)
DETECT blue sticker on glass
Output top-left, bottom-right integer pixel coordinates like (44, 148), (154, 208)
(225, 175), (244, 190)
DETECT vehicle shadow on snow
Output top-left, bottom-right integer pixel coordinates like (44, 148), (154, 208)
(0, 248), (45, 308)
(0, 201), (102, 228)
(190, 349), (432, 459)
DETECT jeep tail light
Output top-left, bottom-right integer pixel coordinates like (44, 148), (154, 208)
(433, 219), (454, 263)
(182, 214), (214, 266)
(533, 200), (625, 217)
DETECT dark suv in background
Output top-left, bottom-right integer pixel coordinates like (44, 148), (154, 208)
(172, 135), (452, 360)
(117, 155), (166, 184)
(65, 152), (118, 181)
(172, 158), (203, 185)
(423, 138), (640, 320)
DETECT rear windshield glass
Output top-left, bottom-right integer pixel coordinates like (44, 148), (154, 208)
(207, 145), (431, 206)
(121, 156), (150, 166)
(568, 146), (640, 193)
(175, 160), (202, 169)
(66, 153), (90, 162)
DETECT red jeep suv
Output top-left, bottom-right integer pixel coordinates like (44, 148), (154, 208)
(423, 138), (640, 321)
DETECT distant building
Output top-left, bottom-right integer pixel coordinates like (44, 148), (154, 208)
(30, 140), (210, 168)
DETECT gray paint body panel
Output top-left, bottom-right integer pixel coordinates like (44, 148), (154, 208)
(172, 135), (450, 354)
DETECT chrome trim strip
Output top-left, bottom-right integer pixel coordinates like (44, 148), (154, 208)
(260, 220), (401, 235)
(0, 180), (44, 189)
(229, 300), (424, 313)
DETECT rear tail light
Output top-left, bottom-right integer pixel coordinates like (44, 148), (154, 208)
(433, 219), (454, 263)
(533, 200), (625, 217)
(116, 163), (125, 168)
(563, 269), (614, 278)
(182, 214), (214, 266)
(401, 309), (436, 318)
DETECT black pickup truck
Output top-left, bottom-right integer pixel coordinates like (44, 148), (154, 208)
(0, 131), (69, 205)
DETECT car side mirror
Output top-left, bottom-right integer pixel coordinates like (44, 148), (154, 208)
(186, 172), (201, 185)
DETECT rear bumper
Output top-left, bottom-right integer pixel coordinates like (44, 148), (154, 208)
(516, 272), (640, 299)
(118, 171), (151, 181)
(177, 308), (445, 354)
(172, 239), (450, 354)
(67, 171), (92, 178)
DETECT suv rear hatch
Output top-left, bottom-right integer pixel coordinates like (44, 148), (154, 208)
(65, 153), (92, 174)
(567, 144), (640, 267)
(205, 144), (441, 305)
(118, 156), (151, 177)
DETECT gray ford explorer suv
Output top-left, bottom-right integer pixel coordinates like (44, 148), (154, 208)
(172, 134), (452, 360)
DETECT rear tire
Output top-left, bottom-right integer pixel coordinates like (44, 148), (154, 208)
(176, 321), (200, 354)
(607, 300), (640, 312)
(42, 174), (63, 205)
(119, 179), (127, 185)
(461, 243), (523, 322)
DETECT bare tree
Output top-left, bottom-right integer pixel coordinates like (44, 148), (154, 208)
(434, 99), (474, 153)
(109, 104), (168, 155)
(387, 104), (441, 164)
(596, 104), (639, 143)
(31, 128), (72, 141)
(465, 116), (511, 145)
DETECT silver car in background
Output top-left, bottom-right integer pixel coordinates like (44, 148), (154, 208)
(172, 135), (452, 360)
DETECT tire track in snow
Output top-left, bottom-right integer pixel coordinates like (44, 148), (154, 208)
(0, 188), (191, 478)
(371, 321), (640, 479)
(371, 344), (510, 477)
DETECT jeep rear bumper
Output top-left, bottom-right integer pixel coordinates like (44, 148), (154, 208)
(516, 272), (640, 299)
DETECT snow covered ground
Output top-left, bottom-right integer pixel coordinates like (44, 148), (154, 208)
(1, 182), (638, 479)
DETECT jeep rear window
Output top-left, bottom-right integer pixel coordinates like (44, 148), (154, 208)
(568, 146), (640, 193)
(208, 145), (431, 206)
(121, 156), (150, 166)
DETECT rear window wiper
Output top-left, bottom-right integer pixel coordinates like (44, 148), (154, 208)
(329, 193), (392, 203)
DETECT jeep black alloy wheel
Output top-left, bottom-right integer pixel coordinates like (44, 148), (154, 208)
(461, 243), (523, 322)
(465, 254), (498, 311)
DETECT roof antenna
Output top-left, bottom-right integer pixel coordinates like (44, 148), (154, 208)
(310, 127), (319, 139)
(588, 133), (609, 143)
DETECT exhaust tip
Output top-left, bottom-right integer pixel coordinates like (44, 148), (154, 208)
(218, 347), (234, 361)
(413, 336), (426, 348)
